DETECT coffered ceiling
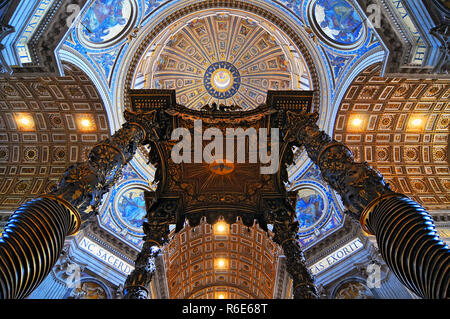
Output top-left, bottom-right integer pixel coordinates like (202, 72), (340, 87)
(334, 63), (450, 211)
(0, 63), (111, 210)
(164, 218), (281, 299)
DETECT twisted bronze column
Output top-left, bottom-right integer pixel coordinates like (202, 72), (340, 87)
(0, 110), (154, 299)
(123, 241), (161, 299)
(123, 198), (174, 299)
(0, 197), (80, 299)
(361, 194), (449, 299)
(286, 111), (449, 299)
(266, 198), (319, 299)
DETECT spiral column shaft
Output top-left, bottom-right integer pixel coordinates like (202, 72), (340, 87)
(363, 195), (449, 299)
(281, 239), (319, 299)
(123, 197), (173, 299)
(287, 111), (449, 299)
(0, 111), (152, 299)
(0, 197), (79, 299)
(267, 198), (319, 299)
(123, 241), (160, 299)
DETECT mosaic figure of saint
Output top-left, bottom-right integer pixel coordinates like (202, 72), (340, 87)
(315, 0), (363, 44)
(296, 189), (325, 229)
(118, 190), (146, 228)
(82, 0), (128, 43)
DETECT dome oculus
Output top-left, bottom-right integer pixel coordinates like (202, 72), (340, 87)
(204, 62), (241, 99)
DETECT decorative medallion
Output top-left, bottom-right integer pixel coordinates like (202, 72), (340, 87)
(100, 172), (152, 248)
(295, 185), (329, 232)
(78, 0), (138, 48)
(309, 0), (366, 49)
(204, 62), (241, 99)
(114, 186), (147, 231)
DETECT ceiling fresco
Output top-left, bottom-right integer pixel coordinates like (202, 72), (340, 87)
(296, 187), (326, 229)
(61, 0), (383, 121)
(288, 164), (344, 248)
(79, 0), (138, 48)
(98, 163), (154, 249)
(311, 0), (365, 48)
(116, 187), (147, 230)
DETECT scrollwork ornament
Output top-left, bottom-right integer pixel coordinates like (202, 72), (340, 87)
(286, 111), (392, 219)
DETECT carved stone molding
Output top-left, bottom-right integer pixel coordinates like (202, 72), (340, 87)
(0, 0), (89, 77)
(304, 216), (361, 264)
(355, 0), (405, 75)
(356, 0), (448, 76)
(87, 221), (139, 262)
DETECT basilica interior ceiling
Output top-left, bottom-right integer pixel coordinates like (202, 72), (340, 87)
(12, 0), (444, 255)
(0, 0), (448, 300)
(164, 218), (281, 299)
(85, 0), (363, 252)
(0, 63), (111, 210)
(334, 63), (450, 211)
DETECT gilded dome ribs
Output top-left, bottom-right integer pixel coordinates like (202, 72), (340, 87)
(135, 11), (311, 110)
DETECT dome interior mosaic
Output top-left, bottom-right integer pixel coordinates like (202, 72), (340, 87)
(133, 11), (312, 110)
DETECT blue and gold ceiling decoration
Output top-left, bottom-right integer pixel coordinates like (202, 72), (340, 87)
(78, 0), (138, 48)
(204, 62), (241, 99)
(288, 163), (344, 248)
(98, 163), (155, 249)
(62, 0), (382, 104)
(139, 13), (311, 110)
(309, 0), (366, 49)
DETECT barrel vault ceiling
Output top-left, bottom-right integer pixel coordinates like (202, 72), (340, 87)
(0, 63), (111, 210)
(334, 63), (450, 211)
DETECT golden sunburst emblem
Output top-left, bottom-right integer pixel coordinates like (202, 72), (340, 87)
(208, 159), (235, 175)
